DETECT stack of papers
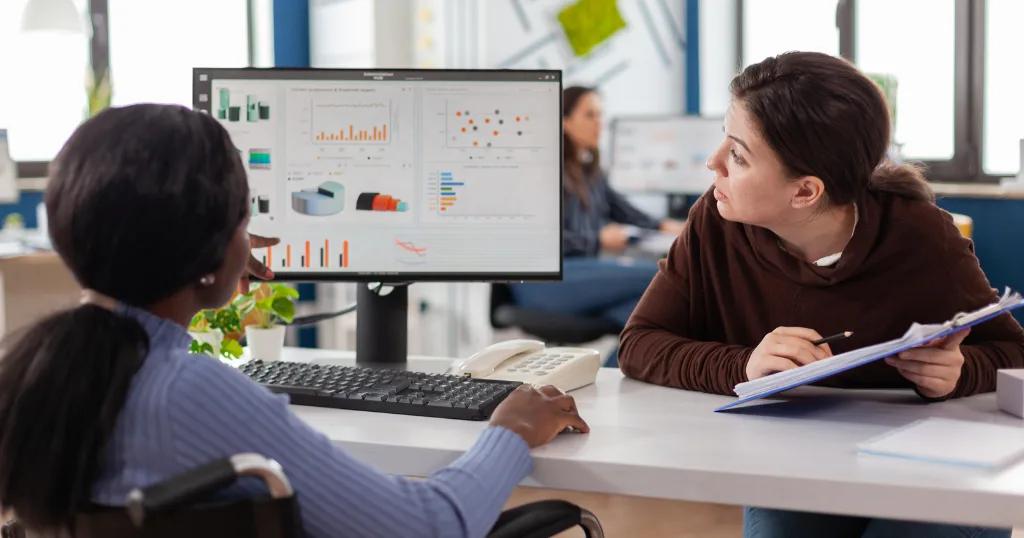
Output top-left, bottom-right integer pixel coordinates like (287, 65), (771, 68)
(858, 418), (1024, 469)
(717, 289), (1024, 411)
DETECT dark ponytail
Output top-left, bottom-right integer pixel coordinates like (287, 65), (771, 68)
(0, 306), (148, 528)
(869, 161), (934, 203)
(0, 104), (248, 531)
(730, 52), (934, 205)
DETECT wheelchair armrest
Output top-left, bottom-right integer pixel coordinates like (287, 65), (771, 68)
(126, 453), (292, 527)
(488, 500), (604, 538)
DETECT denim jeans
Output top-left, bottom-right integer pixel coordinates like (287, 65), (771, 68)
(743, 507), (1011, 538)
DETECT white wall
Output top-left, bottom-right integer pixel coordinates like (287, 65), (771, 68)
(699, 0), (736, 117)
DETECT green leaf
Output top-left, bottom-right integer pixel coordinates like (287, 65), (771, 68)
(189, 312), (209, 331)
(272, 284), (300, 300)
(220, 338), (244, 359)
(188, 340), (215, 356)
(271, 297), (295, 324)
(213, 308), (241, 333)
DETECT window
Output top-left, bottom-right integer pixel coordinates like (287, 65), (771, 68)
(108, 0), (248, 108)
(739, 0), (1014, 182)
(983, 0), (1024, 175)
(0, 0), (90, 162)
(856, 0), (956, 160)
(0, 0), (249, 170)
(742, 0), (839, 67)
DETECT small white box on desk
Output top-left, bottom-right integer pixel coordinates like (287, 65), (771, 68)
(997, 369), (1024, 418)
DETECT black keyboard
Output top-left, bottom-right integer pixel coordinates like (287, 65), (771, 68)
(240, 360), (521, 421)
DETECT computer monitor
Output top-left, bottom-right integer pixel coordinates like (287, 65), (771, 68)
(193, 68), (563, 365)
(608, 115), (722, 195)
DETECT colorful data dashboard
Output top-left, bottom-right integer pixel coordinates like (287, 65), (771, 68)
(194, 69), (562, 279)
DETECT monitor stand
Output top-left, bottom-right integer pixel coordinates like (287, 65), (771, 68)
(356, 283), (408, 368)
(667, 193), (690, 220)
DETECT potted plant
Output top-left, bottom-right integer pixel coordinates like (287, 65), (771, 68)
(187, 306), (244, 360)
(235, 283), (298, 361)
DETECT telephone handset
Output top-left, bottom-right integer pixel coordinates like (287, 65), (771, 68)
(450, 339), (601, 392)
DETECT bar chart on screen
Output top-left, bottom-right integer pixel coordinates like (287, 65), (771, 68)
(259, 239), (351, 271)
(311, 98), (392, 145)
(424, 168), (544, 221)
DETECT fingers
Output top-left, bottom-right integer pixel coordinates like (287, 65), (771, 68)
(247, 254), (274, 281)
(771, 328), (833, 358)
(941, 327), (971, 350)
(535, 385), (588, 433)
(756, 356), (800, 376)
(893, 369), (953, 398)
(536, 385), (563, 398)
(884, 356), (955, 379)
(895, 347), (963, 367)
(772, 326), (825, 342)
(562, 412), (590, 434)
(770, 335), (828, 364)
(250, 235), (281, 248)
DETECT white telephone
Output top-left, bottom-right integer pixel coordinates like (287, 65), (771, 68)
(450, 339), (601, 392)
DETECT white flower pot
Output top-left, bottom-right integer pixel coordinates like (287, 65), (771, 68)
(246, 325), (286, 361)
(188, 329), (223, 357)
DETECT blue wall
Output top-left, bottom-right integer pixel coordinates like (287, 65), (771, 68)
(273, 0), (310, 68)
(937, 196), (1024, 323)
(273, 0), (316, 347)
(0, 191), (43, 229)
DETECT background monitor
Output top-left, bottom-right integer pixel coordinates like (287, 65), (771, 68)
(609, 115), (722, 195)
(193, 68), (563, 365)
(193, 68), (563, 282)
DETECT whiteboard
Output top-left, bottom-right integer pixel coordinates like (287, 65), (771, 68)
(609, 116), (722, 194)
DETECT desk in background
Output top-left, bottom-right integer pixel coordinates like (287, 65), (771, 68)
(273, 347), (1024, 530)
(0, 252), (78, 336)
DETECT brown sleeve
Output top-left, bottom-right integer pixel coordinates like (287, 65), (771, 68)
(618, 200), (752, 395)
(942, 214), (1024, 398)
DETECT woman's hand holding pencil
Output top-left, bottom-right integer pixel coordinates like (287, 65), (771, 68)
(745, 327), (853, 381)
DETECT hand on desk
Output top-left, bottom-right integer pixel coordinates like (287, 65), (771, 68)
(490, 384), (590, 448)
(239, 234), (279, 293)
(746, 327), (834, 380)
(599, 223), (631, 253)
(885, 328), (969, 399)
(659, 218), (686, 236)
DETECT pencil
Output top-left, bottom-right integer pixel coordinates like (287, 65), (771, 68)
(811, 331), (853, 346)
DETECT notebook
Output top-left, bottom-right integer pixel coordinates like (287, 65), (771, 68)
(715, 288), (1024, 412)
(857, 418), (1024, 469)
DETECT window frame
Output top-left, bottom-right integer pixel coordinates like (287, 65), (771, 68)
(13, 0), (255, 179)
(737, 0), (1002, 184)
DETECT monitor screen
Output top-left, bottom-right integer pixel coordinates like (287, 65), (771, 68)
(609, 115), (722, 194)
(193, 68), (562, 281)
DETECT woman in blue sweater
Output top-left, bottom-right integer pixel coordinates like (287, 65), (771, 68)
(0, 104), (588, 537)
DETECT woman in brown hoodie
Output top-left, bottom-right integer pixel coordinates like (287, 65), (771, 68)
(618, 52), (1022, 538)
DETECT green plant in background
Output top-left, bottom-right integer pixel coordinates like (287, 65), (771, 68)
(188, 306), (244, 359)
(87, 68), (112, 118)
(236, 283), (299, 328)
(867, 73), (898, 130)
(187, 283), (298, 359)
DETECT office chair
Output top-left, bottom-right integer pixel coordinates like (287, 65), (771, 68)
(490, 283), (621, 345)
(2, 453), (604, 538)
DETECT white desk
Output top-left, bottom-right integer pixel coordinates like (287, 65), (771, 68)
(276, 348), (1024, 528)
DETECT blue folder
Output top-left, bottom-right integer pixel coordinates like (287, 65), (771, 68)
(715, 289), (1024, 412)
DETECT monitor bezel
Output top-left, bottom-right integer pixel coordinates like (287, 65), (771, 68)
(193, 67), (563, 283)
